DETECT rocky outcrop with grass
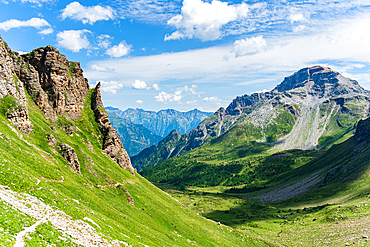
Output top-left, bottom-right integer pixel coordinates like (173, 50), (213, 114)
(92, 82), (134, 174)
(0, 36), (133, 174)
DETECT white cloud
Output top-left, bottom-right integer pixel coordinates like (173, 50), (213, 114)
(91, 64), (113, 72)
(105, 41), (131, 58)
(177, 85), (199, 95)
(202, 96), (221, 102)
(56, 30), (91, 52)
(155, 91), (183, 102)
(0, 18), (51, 31)
(132, 80), (148, 89)
(186, 100), (198, 104)
(293, 25), (306, 32)
(153, 83), (160, 90)
(96, 34), (112, 49)
(38, 28), (53, 35)
(154, 84), (200, 103)
(16, 51), (27, 55)
(232, 36), (267, 57)
(136, 100), (144, 104)
(61, 1), (115, 25)
(288, 8), (309, 23)
(165, 0), (249, 41)
(97, 80), (123, 94)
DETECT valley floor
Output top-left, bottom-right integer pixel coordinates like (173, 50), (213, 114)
(157, 182), (370, 247)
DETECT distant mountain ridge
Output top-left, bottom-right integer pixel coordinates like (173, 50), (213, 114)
(108, 112), (163, 156)
(105, 107), (213, 137)
(132, 65), (370, 172)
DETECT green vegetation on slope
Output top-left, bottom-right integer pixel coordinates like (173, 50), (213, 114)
(0, 89), (270, 246)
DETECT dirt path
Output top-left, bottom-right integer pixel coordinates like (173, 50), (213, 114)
(0, 185), (128, 247)
(13, 220), (46, 247)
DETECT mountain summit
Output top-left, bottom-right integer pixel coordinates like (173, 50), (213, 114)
(274, 65), (365, 95)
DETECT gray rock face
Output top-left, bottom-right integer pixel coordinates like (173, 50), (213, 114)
(91, 82), (135, 175)
(59, 144), (80, 174)
(0, 37), (32, 132)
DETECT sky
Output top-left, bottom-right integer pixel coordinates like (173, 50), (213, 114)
(1, 0), (370, 113)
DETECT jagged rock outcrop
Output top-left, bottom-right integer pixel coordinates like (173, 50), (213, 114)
(355, 117), (370, 142)
(19, 46), (90, 121)
(91, 82), (135, 175)
(59, 144), (80, 174)
(0, 37), (32, 132)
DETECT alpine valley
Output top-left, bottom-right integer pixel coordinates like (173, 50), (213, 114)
(2, 34), (370, 247)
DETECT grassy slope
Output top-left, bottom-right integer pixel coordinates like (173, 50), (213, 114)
(0, 90), (270, 246)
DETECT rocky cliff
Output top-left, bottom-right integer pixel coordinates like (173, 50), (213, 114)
(0, 37), (32, 132)
(92, 82), (134, 174)
(0, 36), (133, 173)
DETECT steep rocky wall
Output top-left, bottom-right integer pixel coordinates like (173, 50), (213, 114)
(0, 37), (32, 132)
(20, 46), (90, 121)
(91, 82), (135, 174)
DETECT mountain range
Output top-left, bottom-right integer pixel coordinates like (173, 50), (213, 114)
(134, 66), (370, 174)
(106, 107), (213, 137)
(108, 111), (163, 156)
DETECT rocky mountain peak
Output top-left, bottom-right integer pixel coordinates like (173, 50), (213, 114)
(274, 65), (365, 96)
(20, 45), (90, 121)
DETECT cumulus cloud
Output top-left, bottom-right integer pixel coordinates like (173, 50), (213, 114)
(96, 34), (112, 49)
(136, 100), (144, 104)
(38, 28), (53, 35)
(165, 0), (249, 41)
(155, 85), (200, 103)
(0, 18), (51, 32)
(288, 8), (309, 23)
(96, 80), (123, 94)
(232, 36), (267, 57)
(56, 30), (91, 52)
(152, 83), (160, 90)
(155, 91), (183, 102)
(177, 85), (199, 95)
(61, 1), (115, 25)
(202, 96), (221, 102)
(105, 41), (131, 58)
(132, 80), (148, 89)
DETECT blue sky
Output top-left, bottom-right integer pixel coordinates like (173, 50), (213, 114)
(1, 0), (370, 112)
